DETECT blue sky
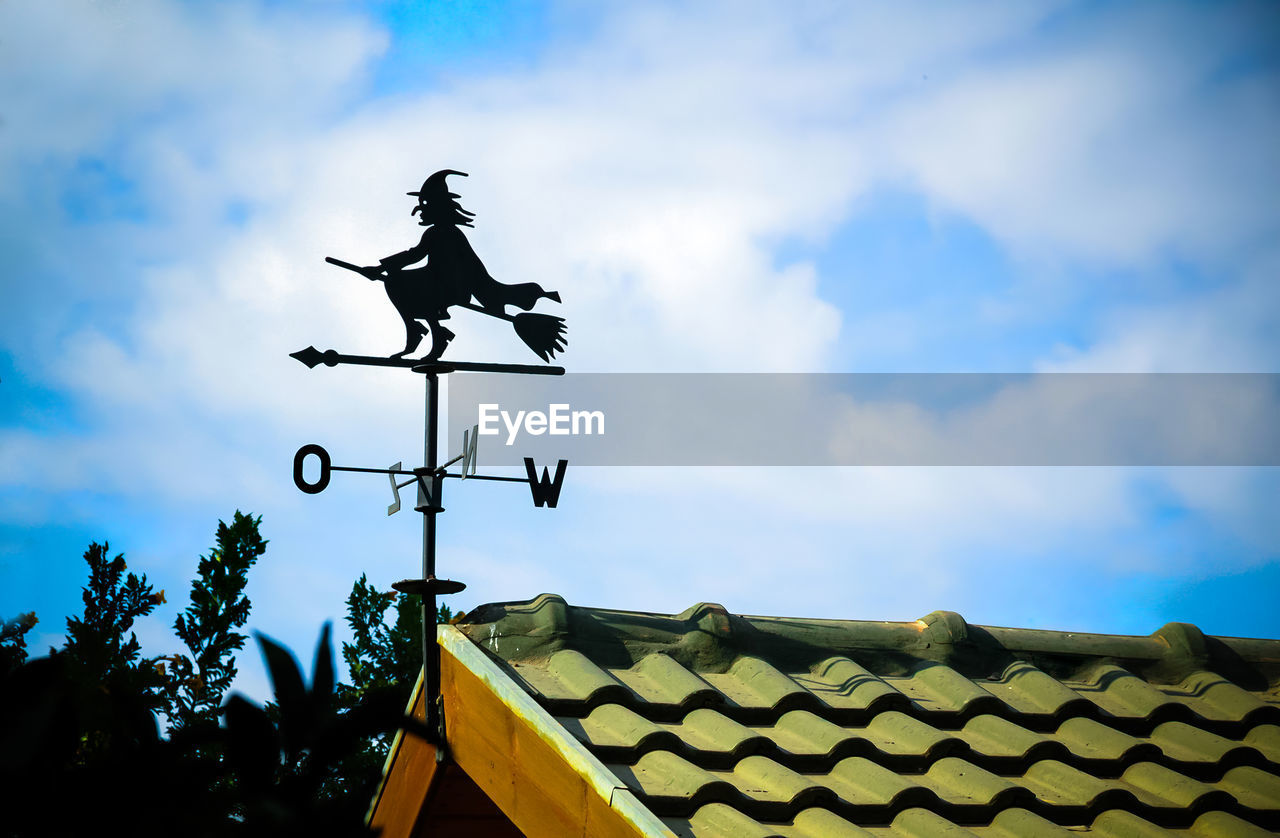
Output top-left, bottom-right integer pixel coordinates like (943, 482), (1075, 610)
(2, 0), (1277, 700)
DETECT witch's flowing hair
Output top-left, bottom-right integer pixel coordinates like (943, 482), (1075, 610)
(415, 196), (476, 228)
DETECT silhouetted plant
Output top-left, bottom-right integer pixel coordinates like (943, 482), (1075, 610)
(1, 521), (257, 837)
(322, 576), (462, 802)
(0, 647), (228, 837)
(62, 542), (166, 689)
(0, 611), (37, 674)
(56, 542), (170, 760)
(222, 624), (404, 835)
(340, 574), (424, 709)
(165, 511), (268, 732)
(1, 516), (434, 836)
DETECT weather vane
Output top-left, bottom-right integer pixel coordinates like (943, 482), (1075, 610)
(290, 169), (570, 744)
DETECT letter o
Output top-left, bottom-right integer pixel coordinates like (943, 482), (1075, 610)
(293, 444), (331, 494)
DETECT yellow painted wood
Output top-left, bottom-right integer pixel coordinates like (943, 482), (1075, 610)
(439, 626), (674, 838)
(367, 674), (440, 838)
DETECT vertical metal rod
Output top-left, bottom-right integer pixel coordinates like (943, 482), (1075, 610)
(422, 372), (441, 742)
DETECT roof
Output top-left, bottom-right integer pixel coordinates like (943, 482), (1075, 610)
(371, 594), (1280, 837)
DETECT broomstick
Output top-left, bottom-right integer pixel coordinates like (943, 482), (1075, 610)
(325, 257), (567, 362)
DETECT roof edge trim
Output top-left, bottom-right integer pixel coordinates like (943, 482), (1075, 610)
(439, 624), (675, 837)
(366, 667), (429, 827)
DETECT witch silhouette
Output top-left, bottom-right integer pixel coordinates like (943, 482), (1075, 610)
(327, 169), (565, 362)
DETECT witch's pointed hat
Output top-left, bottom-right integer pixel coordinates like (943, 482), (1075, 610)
(408, 169), (468, 200)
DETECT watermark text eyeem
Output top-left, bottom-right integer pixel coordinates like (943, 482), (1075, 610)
(478, 403), (604, 446)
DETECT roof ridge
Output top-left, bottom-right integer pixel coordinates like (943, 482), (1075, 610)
(459, 595), (1280, 689)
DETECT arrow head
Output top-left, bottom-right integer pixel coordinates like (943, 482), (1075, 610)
(290, 346), (324, 368)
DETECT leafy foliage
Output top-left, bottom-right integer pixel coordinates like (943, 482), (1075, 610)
(339, 574), (423, 709)
(340, 575), (464, 704)
(63, 542), (165, 674)
(220, 624), (405, 835)
(0, 649), (227, 837)
(165, 511), (268, 731)
(0, 611), (37, 674)
(2, 514), (452, 834)
(1, 623), (403, 837)
(327, 576), (462, 800)
(3, 533), (236, 837)
(61, 542), (168, 720)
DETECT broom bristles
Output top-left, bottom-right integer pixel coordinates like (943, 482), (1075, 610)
(513, 313), (568, 362)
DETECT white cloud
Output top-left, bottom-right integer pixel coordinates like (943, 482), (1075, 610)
(1040, 256), (1280, 372)
(4, 0), (1278, 689)
(0, 1), (386, 199)
(876, 4), (1280, 267)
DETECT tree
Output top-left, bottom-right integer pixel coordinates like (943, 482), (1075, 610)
(223, 624), (406, 836)
(0, 611), (37, 674)
(339, 574), (463, 709)
(164, 511), (268, 732)
(0, 514), (407, 836)
(339, 574), (421, 709)
(2, 543), (228, 837)
(323, 575), (463, 800)
(1, 623), (399, 837)
(60, 542), (169, 725)
(2, 514), (442, 834)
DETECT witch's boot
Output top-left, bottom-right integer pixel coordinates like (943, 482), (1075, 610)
(392, 320), (427, 358)
(424, 322), (455, 361)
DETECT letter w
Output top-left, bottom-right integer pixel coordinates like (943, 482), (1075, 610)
(524, 458), (568, 508)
